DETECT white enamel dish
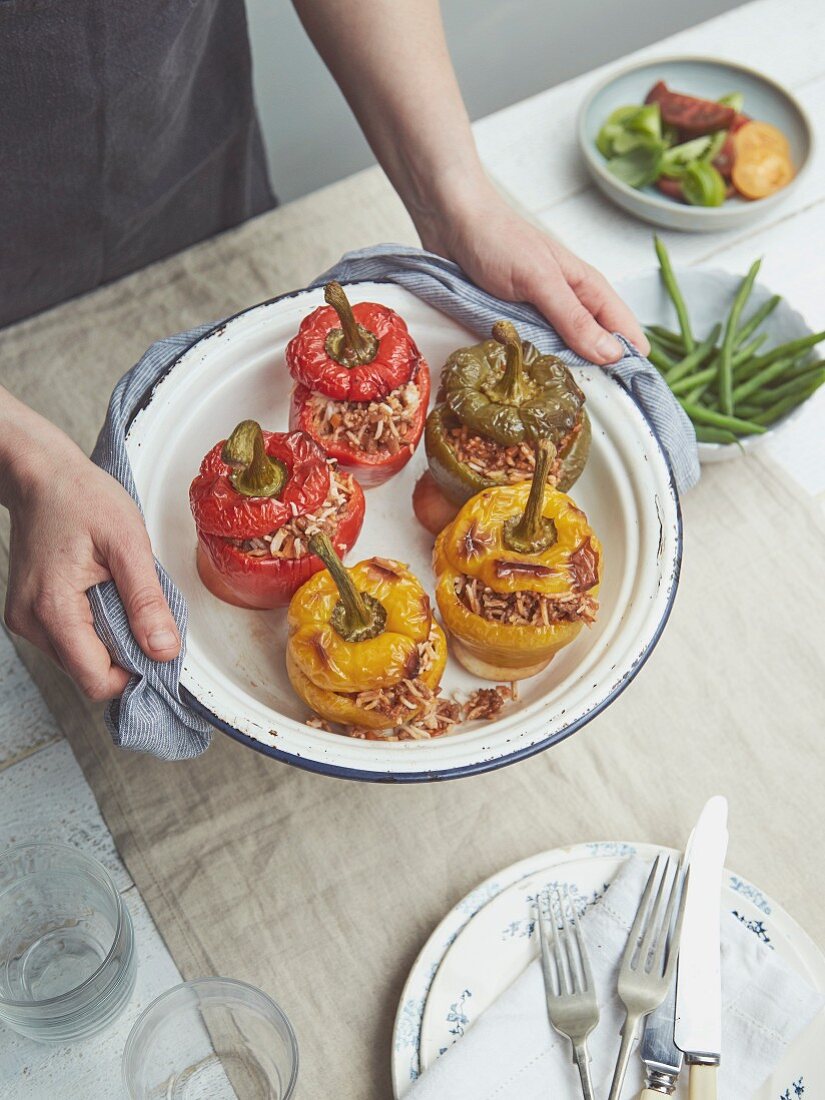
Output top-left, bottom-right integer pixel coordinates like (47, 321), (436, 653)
(392, 842), (825, 1097)
(125, 282), (681, 782)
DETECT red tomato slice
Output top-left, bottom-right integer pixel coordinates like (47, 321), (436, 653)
(645, 81), (736, 137)
(656, 176), (686, 202)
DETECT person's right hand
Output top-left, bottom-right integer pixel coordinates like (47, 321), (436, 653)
(1, 402), (180, 700)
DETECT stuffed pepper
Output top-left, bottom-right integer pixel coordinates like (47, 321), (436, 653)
(287, 281), (430, 488)
(433, 438), (601, 681)
(190, 421), (365, 609)
(414, 320), (590, 535)
(287, 534), (450, 736)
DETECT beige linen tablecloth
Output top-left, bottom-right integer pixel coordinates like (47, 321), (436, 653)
(1, 168), (823, 1099)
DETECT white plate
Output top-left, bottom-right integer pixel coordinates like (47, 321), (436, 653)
(578, 56), (813, 233)
(126, 283), (680, 782)
(392, 842), (824, 1098)
(618, 268), (818, 463)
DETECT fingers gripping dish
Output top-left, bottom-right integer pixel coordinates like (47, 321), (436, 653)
(287, 534), (449, 732)
(287, 282), (431, 488)
(189, 421), (365, 609)
(433, 439), (601, 681)
(414, 320), (591, 535)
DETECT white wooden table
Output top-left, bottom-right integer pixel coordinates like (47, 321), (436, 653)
(1, 0), (822, 1094)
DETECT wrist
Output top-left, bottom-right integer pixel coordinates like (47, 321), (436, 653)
(0, 395), (80, 507)
(410, 166), (498, 253)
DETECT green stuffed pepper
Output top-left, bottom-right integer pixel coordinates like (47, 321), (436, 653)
(413, 320), (591, 535)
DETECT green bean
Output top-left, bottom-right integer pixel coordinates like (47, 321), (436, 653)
(718, 258), (761, 415)
(735, 402), (762, 418)
(739, 330), (825, 375)
(647, 324), (685, 347)
(647, 344), (676, 372)
(651, 333), (686, 356)
(664, 325), (721, 384)
(751, 375), (825, 425)
(684, 336), (765, 404)
(734, 295), (781, 347)
(731, 334), (767, 368)
(679, 400), (766, 434)
(750, 365), (825, 405)
(731, 355), (795, 404)
(654, 236), (694, 352)
(669, 364), (719, 395)
(694, 426), (743, 446)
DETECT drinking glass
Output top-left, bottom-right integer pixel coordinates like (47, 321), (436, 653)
(123, 977), (299, 1099)
(0, 842), (136, 1042)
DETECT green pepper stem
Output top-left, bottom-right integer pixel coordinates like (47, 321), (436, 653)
(308, 533), (386, 642)
(503, 438), (558, 554)
(324, 282), (378, 365)
(491, 320), (528, 404)
(221, 420), (287, 498)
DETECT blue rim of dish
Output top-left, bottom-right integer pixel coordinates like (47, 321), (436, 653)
(128, 280), (683, 784)
(577, 54), (815, 218)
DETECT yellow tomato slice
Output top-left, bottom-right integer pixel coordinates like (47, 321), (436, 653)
(732, 149), (794, 199)
(733, 120), (791, 159)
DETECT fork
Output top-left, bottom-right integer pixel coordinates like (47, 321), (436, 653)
(607, 855), (687, 1100)
(536, 885), (600, 1100)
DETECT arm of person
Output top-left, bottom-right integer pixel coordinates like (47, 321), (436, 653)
(292, 0), (648, 363)
(0, 387), (180, 700)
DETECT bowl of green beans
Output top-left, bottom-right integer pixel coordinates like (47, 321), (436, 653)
(618, 237), (824, 461)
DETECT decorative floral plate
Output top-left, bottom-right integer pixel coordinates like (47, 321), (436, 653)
(392, 841), (824, 1097)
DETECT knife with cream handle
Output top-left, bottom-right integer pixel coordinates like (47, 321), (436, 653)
(673, 795), (729, 1100)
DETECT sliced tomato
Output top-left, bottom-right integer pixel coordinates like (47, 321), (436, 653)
(645, 81), (736, 137)
(656, 176), (685, 202)
(712, 133), (736, 180)
(732, 149), (794, 199)
(733, 120), (791, 159)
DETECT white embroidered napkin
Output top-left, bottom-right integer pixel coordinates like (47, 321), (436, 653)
(409, 858), (823, 1099)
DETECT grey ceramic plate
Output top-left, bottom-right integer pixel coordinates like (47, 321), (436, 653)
(578, 56), (813, 231)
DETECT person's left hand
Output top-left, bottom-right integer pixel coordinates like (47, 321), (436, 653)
(417, 182), (649, 365)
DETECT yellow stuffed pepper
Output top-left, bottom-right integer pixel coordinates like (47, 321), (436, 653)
(434, 438), (601, 681)
(287, 533), (448, 730)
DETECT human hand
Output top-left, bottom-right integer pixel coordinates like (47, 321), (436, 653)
(1, 405), (180, 700)
(417, 182), (650, 364)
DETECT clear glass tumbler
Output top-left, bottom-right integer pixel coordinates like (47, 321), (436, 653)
(0, 842), (136, 1042)
(123, 978), (299, 1100)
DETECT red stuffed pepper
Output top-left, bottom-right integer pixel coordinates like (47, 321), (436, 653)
(189, 421), (365, 609)
(286, 281), (430, 488)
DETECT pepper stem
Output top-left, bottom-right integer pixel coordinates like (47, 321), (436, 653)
(503, 438), (558, 554)
(221, 420), (287, 498)
(324, 282), (379, 367)
(490, 320), (529, 404)
(308, 533), (387, 642)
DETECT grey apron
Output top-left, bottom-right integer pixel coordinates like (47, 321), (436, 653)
(0, 0), (275, 329)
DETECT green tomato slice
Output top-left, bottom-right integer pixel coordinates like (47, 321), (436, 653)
(718, 91), (744, 112)
(681, 161), (727, 206)
(660, 136), (713, 178)
(606, 141), (664, 189)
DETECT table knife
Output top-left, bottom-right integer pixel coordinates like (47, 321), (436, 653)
(638, 979), (682, 1096)
(674, 795), (729, 1099)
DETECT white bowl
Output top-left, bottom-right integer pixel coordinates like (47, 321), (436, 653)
(125, 283), (681, 782)
(578, 56), (813, 232)
(617, 268), (817, 462)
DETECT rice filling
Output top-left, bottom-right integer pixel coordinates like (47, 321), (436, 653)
(232, 467), (355, 559)
(308, 378), (421, 456)
(447, 421), (581, 484)
(454, 573), (598, 626)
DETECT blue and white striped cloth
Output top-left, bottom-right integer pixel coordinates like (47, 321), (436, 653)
(91, 245), (699, 760)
